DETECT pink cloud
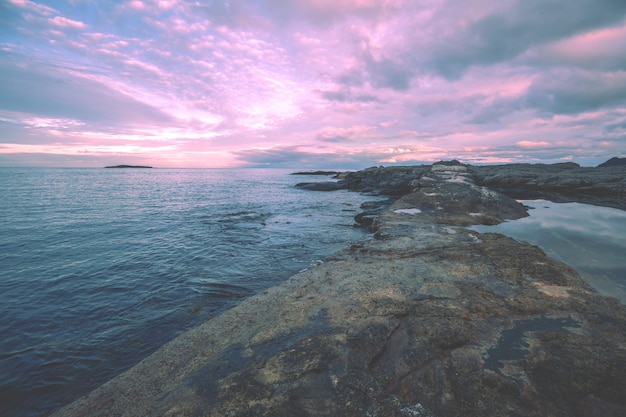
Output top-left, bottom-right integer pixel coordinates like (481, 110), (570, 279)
(316, 125), (378, 142)
(9, 0), (56, 15)
(2, 0), (625, 168)
(379, 120), (398, 128)
(156, 0), (176, 10)
(123, 58), (167, 77)
(48, 16), (87, 29)
(127, 1), (145, 10)
(530, 22), (626, 70)
(516, 141), (551, 149)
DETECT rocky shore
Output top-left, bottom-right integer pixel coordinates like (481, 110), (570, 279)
(52, 162), (626, 417)
(295, 160), (626, 211)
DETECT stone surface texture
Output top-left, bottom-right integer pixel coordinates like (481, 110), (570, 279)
(52, 162), (626, 417)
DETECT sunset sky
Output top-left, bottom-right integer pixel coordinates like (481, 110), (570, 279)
(1, 0), (625, 168)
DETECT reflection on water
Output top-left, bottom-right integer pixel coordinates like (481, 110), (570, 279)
(472, 200), (626, 304)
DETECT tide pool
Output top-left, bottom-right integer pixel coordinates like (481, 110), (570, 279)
(472, 200), (626, 303)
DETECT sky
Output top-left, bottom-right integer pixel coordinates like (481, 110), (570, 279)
(1, 0), (625, 168)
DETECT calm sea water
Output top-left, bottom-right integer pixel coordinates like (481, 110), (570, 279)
(0, 168), (382, 417)
(472, 200), (626, 304)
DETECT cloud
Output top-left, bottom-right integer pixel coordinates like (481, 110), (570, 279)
(319, 89), (381, 103)
(526, 70), (626, 115)
(364, 55), (413, 91)
(0, 53), (175, 128)
(468, 95), (525, 125)
(232, 144), (443, 169)
(2, 0), (626, 168)
(262, 0), (390, 27)
(604, 119), (626, 133)
(316, 125), (377, 142)
(48, 16), (87, 29)
(516, 140), (551, 149)
(233, 146), (367, 168)
(185, 0), (263, 28)
(427, 0), (626, 79)
(524, 23), (626, 71)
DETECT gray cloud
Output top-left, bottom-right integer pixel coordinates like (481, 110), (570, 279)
(365, 56), (413, 91)
(336, 68), (367, 88)
(604, 119), (626, 133)
(525, 70), (626, 115)
(331, 52), (414, 94)
(524, 39), (626, 72)
(428, 0), (626, 79)
(0, 52), (175, 127)
(326, 0), (626, 90)
(233, 146), (375, 169)
(188, 0), (262, 28)
(262, 0), (389, 28)
(319, 89), (381, 103)
(316, 133), (349, 143)
(468, 96), (524, 125)
(320, 90), (349, 102)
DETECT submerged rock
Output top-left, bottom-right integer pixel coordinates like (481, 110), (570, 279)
(52, 163), (626, 417)
(295, 181), (346, 191)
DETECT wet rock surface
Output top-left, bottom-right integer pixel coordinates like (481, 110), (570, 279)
(468, 162), (626, 210)
(53, 163), (626, 417)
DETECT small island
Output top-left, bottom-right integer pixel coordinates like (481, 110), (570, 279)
(104, 165), (153, 169)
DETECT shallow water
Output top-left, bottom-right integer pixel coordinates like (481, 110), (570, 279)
(0, 168), (381, 417)
(472, 200), (626, 303)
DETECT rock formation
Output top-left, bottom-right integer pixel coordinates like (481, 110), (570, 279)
(52, 162), (626, 417)
(296, 160), (626, 210)
(469, 162), (626, 210)
(597, 157), (626, 168)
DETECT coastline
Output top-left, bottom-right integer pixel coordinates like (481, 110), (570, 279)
(52, 162), (626, 417)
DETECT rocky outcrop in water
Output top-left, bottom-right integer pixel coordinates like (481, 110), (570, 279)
(469, 162), (626, 210)
(296, 165), (431, 196)
(52, 162), (626, 417)
(296, 160), (626, 210)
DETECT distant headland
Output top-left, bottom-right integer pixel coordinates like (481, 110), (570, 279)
(104, 165), (153, 169)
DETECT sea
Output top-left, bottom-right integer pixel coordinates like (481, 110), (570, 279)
(0, 167), (384, 417)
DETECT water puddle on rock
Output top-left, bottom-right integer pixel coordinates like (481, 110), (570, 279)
(471, 200), (626, 304)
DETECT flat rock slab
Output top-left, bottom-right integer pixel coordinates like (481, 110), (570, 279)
(52, 165), (626, 417)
